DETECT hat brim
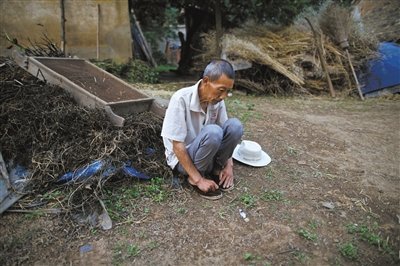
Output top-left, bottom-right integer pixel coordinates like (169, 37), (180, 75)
(232, 144), (271, 167)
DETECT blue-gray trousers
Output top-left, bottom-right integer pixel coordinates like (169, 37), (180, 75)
(176, 118), (243, 176)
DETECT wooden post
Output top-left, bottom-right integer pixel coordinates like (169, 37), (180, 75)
(215, 0), (222, 56)
(60, 0), (66, 53)
(97, 4), (100, 59)
(346, 49), (364, 100)
(306, 18), (335, 98)
(131, 10), (157, 67)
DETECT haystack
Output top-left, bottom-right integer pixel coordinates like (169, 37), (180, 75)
(197, 3), (378, 97)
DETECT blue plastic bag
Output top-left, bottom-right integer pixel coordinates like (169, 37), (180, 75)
(122, 164), (151, 180)
(57, 160), (104, 184)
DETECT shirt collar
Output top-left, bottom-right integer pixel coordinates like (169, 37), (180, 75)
(190, 80), (203, 112)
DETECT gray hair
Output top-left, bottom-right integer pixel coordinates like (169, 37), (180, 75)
(202, 59), (235, 81)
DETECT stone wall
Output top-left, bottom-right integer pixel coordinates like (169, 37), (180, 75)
(0, 0), (132, 63)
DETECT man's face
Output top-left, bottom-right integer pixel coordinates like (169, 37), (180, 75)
(202, 74), (234, 105)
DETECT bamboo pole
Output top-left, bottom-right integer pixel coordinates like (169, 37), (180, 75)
(346, 49), (364, 100)
(306, 18), (336, 98)
(215, 0), (222, 56)
(97, 4), (100, 59)
(60, 0), (66, 53)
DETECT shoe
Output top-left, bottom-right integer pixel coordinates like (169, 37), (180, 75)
(211, 174), (235, 192)
(192, 185), (223, 200)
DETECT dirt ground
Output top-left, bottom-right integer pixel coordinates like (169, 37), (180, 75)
(1, 84), (399, 265)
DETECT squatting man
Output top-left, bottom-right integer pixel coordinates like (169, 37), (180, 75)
(161, 59), (243, 200)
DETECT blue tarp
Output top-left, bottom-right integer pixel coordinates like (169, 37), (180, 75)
(359, 42), (400, 95)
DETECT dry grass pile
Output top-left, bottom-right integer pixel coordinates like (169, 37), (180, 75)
(4, 32), (65, 57)
(0, 57), (170, 219)
(198, 2), (378, 96)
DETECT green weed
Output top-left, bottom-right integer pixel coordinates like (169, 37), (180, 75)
(287, 146), (298, 156)
(298, 228), (317, 241)
(43, 189), (62, 200)
(240, 193), (257, 208)
(261, 189), (283, 201)
(155, 64), (177, 72)
(104, 194), (127, 221)
(227, 98), (256, 124)
(113, 242), (141, 264)
(308, 220), (319, 230)
(147, 241), (160, 251)
(127, 244), (140, 257)
(103, 185), (142, 221)
(244, 252), (254, 261)
(339, 242), (358, 260)
(24, 211), (45, 220)
(218, 209), (228, 219)
(246, 103), (255, 110)
(176, 207), (187, 214)
(346, 223), (394, 255)
(293, 251), (309, 263)
(145, 177), (168, 203)
(92, 59), (159, 83)
(264, 168), (274, 180)
(243, 252), (262, 262)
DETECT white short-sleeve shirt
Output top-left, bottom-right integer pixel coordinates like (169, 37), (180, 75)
(161, 80), (228, 169)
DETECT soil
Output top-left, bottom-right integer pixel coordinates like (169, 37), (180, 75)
(1, 82), (399, 265)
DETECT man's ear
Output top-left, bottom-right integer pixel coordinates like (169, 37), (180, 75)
(202, 76), (210, 84)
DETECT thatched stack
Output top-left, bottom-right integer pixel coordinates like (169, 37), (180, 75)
(197, 2), (378, 97)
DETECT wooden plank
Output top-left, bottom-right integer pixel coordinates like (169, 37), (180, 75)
(11, 52), (165, 124)
(28, 57), (107, 108)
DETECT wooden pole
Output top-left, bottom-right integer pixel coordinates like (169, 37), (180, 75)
(60, 0), (66, 53)
(306, 18), (335, 98)
(97, 4), (100, 59)
(215, 0), (222, 56)
(346, 49), (364, 100)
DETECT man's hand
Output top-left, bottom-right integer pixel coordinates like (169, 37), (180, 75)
(218, 159), (234, 189)
(173, 141), (219, 192)
(188, 176), (219, 192)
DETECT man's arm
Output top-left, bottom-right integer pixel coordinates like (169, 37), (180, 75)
(173, 141), (219, 192)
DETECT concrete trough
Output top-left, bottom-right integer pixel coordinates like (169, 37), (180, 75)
(13, 53), (166, 126)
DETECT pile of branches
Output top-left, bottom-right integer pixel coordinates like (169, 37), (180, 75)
(0, 57), (170, 216)
(197, 2), (378, 97)
(5, 32), (65, 57)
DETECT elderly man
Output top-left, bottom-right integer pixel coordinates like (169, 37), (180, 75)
(161, 59), (243, 200)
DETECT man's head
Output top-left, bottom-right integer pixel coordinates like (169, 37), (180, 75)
(200, 59), (235, 105)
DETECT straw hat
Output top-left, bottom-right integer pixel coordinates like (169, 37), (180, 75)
(232, 140), (271, 167)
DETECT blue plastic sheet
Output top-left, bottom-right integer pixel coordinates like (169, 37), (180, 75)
(57, 159), (151, 184)
(359, 42), (400, 94)
(0, 163), (29, 214)
(122, 164), (151, 180)
(57, 160), (104, 183)
(145, 147), (156, 157)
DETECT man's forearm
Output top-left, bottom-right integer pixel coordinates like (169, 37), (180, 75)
(172, 141), (203, 184)
(226, 157), (233, 168)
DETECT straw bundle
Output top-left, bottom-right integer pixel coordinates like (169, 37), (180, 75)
(222, 34), (304, 86)
(198, 15), (376, 96)
(319, 4), (352, 48)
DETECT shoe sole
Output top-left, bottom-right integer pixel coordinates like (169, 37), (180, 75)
(198, 192), (223, 200)
(192, 186), (223, 200)
(220, 184), (234, 192)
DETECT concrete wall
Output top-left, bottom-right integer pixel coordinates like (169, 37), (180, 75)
(0, 0), (132, 63)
